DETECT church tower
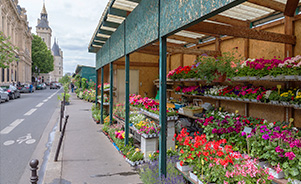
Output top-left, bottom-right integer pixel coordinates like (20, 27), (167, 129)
(36, 2), (52, 49)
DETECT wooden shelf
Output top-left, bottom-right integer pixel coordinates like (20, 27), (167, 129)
(174, 93), (301, 110)
(178, 112), (201, 120)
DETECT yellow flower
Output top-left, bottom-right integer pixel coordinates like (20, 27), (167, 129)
(175, 145), (178, 149)
(135, 148), (140, 152)
(149, 154), (152, 158)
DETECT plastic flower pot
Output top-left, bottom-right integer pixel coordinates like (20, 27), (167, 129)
(297, 76), (301, 81)
(268, 167), (284, 179)
(288, 178), (301, 184)
(275, 75), (284, 80)
(189, 171), (198, 182)
(176, 162), (193, 172)
(261, 75), (271, 80)
(251, 99), (258, 102)
(239, 76), (248, 81)
(248, 76), (258, 80)
(284, 75), (296, 80)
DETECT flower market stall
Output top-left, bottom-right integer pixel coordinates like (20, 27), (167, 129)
(88, 0), (301, 183)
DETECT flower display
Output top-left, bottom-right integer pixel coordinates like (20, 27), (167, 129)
(134, 119), (160, 135)
(98, 83), (110, 90)
(175, 128), (274, 183)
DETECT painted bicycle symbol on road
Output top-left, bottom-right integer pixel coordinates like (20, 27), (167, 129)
(3, 133), (36, 146)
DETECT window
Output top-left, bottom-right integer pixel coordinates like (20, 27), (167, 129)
(15, 70), (17, 82)
(7, 68), (9, 82)
(1, 68), (4, 82)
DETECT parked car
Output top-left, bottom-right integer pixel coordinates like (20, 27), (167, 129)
(0, 84), (21, 99)
(18, 84), (35, 93)
(0, 88), (9, 103)
(50, 82), (60, 89)
(36, 83), (47, 90)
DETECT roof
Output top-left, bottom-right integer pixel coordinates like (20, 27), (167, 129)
(37, 19), (50, 29)
(75, 65), (96, 74)
(89, 0), (301, 68)
(52, 41), (61, 56)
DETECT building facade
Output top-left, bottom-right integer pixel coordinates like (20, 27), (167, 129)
(36, 3), (63, 83)
(0, 0), (33, 84)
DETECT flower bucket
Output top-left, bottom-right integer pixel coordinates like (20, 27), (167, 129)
(237, 98), (243, 101)
(249, 76), (258, 80)
(176, 162), (193, 172)
(268, 167), (284, 179)
(261, 75), (271, 80)
(189, 171), (198, 182)
(239, 76), (248, 81)
(288, 178), (301, 184)
(270, 100), (279, 105)
(232, 77), (240, 81)
(297, 76), (301, 81)
(256, 160), (267, 168)
(251, 99), (258, 102)
(284, 75), (296, 80)
(281, 101), (289, 106)
(275, 75), (284, 80)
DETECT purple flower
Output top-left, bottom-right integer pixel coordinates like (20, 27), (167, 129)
(262, 134), (270, 140)
(212, 128), (218, 134)
(274, 126), (281, 132)
(275, 146), (284, 153)
(285, 152), (295, 160)
(241, 132), (246, 136)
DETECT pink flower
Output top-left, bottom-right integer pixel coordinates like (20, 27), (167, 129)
(285, 152), (295, 160)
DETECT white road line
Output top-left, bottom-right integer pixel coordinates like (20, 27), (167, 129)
(43, 99), (48, 102)
(0, 119), (25, 134)
(24, 108), (37, 116)
(36, 103), (44, 107)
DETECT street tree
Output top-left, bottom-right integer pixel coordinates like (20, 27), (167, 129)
(59, 74), (71, 85)
(31, 34), (54, 74)
(0, 32), (19, 68)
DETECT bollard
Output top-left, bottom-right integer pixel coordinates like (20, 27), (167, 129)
(29, 159), (39, 184)
(59, 101), (63, 132)
(54, 115), (69, 161)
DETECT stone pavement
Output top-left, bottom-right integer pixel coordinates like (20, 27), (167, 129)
(43, 93), (142, 184)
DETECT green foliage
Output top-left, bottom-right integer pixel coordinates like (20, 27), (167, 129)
(31, 34), (54, 73)
(57, 93), (71, 102)
(59, 74), (71, 85)
(74, 74), (81, 88)
(81, 78), (87, 90)
(0, 32), (19, 68)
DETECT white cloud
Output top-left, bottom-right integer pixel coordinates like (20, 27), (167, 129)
(18, 0), (109, 74)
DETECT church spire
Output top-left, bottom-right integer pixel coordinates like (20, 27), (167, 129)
(41, 2), (47, 14)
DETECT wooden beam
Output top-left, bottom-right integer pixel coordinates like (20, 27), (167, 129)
(208, 15), (249, 27)
(284, 0), (299, 17)
(284, 16), (294, 57)
(166, 46), (221, 56)
(169, 35), (199, 44)
(248, 0), (286, 12)
(115, 60), (158, 67)
(186, 21), (296, 44)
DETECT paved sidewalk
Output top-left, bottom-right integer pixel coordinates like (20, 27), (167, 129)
(43, 93), (142, 184)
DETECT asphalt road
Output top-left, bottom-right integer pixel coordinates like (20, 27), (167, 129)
(0, 87), (62, 184)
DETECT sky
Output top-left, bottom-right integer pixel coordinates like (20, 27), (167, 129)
(18, 0), (110, 74)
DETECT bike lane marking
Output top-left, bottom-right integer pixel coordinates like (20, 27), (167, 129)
(0, 119), (25, 135)
(24, 108), (37, 116)
(36, 103), (44, 107)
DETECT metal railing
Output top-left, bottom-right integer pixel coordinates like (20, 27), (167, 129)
(54, 115), (69, 162)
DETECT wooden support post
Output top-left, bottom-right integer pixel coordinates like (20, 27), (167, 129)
(245, 103), (249, 117)
(180, 54), (184, 67)
(125, 54), (130, 145)
(159, 36), (167, 178)
(215, 36), (221, 52)
(284, 16), (294, 57)
(244, 38), (249, 60)
(100, 67), (104, 124)
(168, 54), (172, 72)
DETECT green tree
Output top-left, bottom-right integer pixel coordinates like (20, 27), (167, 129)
(31, 34), (54, 73)
(0, 32), (19, 68)
(59, 74), (71, 85)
